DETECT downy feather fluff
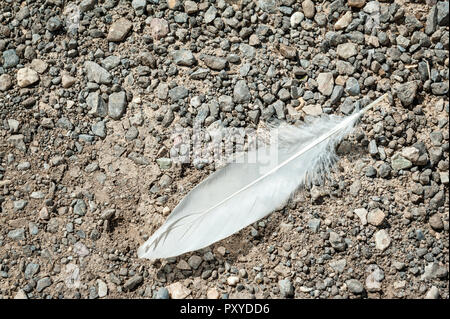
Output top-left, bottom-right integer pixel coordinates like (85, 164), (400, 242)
(138, 94), (387, 259)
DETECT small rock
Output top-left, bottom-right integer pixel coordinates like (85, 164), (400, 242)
(188, 255), (203, 270)
(169, 86), (189, 101)
(156, 82), (169, 100)
(240, 43), (256, 59)
(128, 152), (150, 165)
(100, 209), (115, 220)
(337, 43), (358, 59)
(429, 214), (444, 231)
(171, 49), (196, 66)
(30, 59), (48, 74)
(278, 279), (294, 298)
(132, 0), (146, 15)
(101, 56), (121, 71)
(184, 1), (198, 14)
(46, 16), (62, 32)
(378, 163), (391, 178)
(348, 0), (366, 8)
(368, 140), (378, 156)
(73, 242), (90, 257)
(2, 49), (19, 68)
(329, 259), (347, 273)
(426, 5), (438, 35)
(61, 73), (76, 88)
(354, 208), (368, 225)
(365, 266), (384, 292)
(402, 147), (420, 163)
(217, 246), (227, 256)
(36, 277), (52, 292)
(167, 282), (191, 299)
(367, 208), (385, 226)
(396, 81), (418, 106)
(87, 92), (107, 117)
(308, 218), (321, 232)
(176, 260), (191, 270)
(431, 82), (449, 96)
(156, 158), (172, 169)
(150, 18), (169, 40)
(8, 228), (25, 240)
(363, 1), (380, 14)
(258, 0), (277, 13)
(202, 55), (228, 70)
(0, 74), (12, 91)
(346, 279), (364, 294)
(85, 61), (112, 84)
(425, 286), (440, 299)
(365, 274), (381, 292)
(155, 287), (170, 299)
(14, 290), (28, 299)
(436, 1), (449, 26)
(374, 229), (391, 251)
(440, 172), (449, 185)
(335, 11), (353, 30)
(233, 80), (251, 103)
(80, 0), (97, 12)
(345, 77), (360, 96)
(365, 166), (377, 177)
(302, 0), (315, 19)
(123, 275), (143, 291)
(39, 207), (49, 220)
(204, 6), (217, 24)
(17, 161), (31, 171)
(206, 287), (220, 299)
(25, 263), (40, 279)
(17, 68), (39, 88)
(317, 72), (334, 96)
(108, 91), (127, 120)
(302, 104), (322, 116)
(73, 199), (86, 216)
(421, 262), (448, 280)
(340, 97), (356, 115)
(167, 0), (181, 10)
(107, 18), (133, 42)
(279, 44), (297, 60)
(349, 179), (361, 196)
(391, 153), (412, 170)
(290, 12), (304, 27)
(227, 276), (240, 286)
(329, 231), (346, 252)
(92, 121), (106, 138)
(97, 279), (108, 298)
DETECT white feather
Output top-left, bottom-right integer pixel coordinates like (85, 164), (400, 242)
(138, 94), (387, 259)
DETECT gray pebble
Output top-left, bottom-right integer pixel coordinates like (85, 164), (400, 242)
(8, 228), (25, 241)
(278, 279), (294, 298)
(171, 49), (196, 66)
(346, 279), (364, 294)
(123, 275), (143, 291)
(2, 49), (19, 68)
(36, 277), (52, 292)
(154, 287), (169, 299)
(108, 91), (127, 120)
(233, 80), (251, 103)
(25, 263), (40, 279)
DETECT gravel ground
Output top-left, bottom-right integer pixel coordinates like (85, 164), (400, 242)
(0, 0), (448, 299)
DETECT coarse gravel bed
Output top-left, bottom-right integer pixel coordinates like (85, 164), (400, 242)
(0, 0), (448, 299)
